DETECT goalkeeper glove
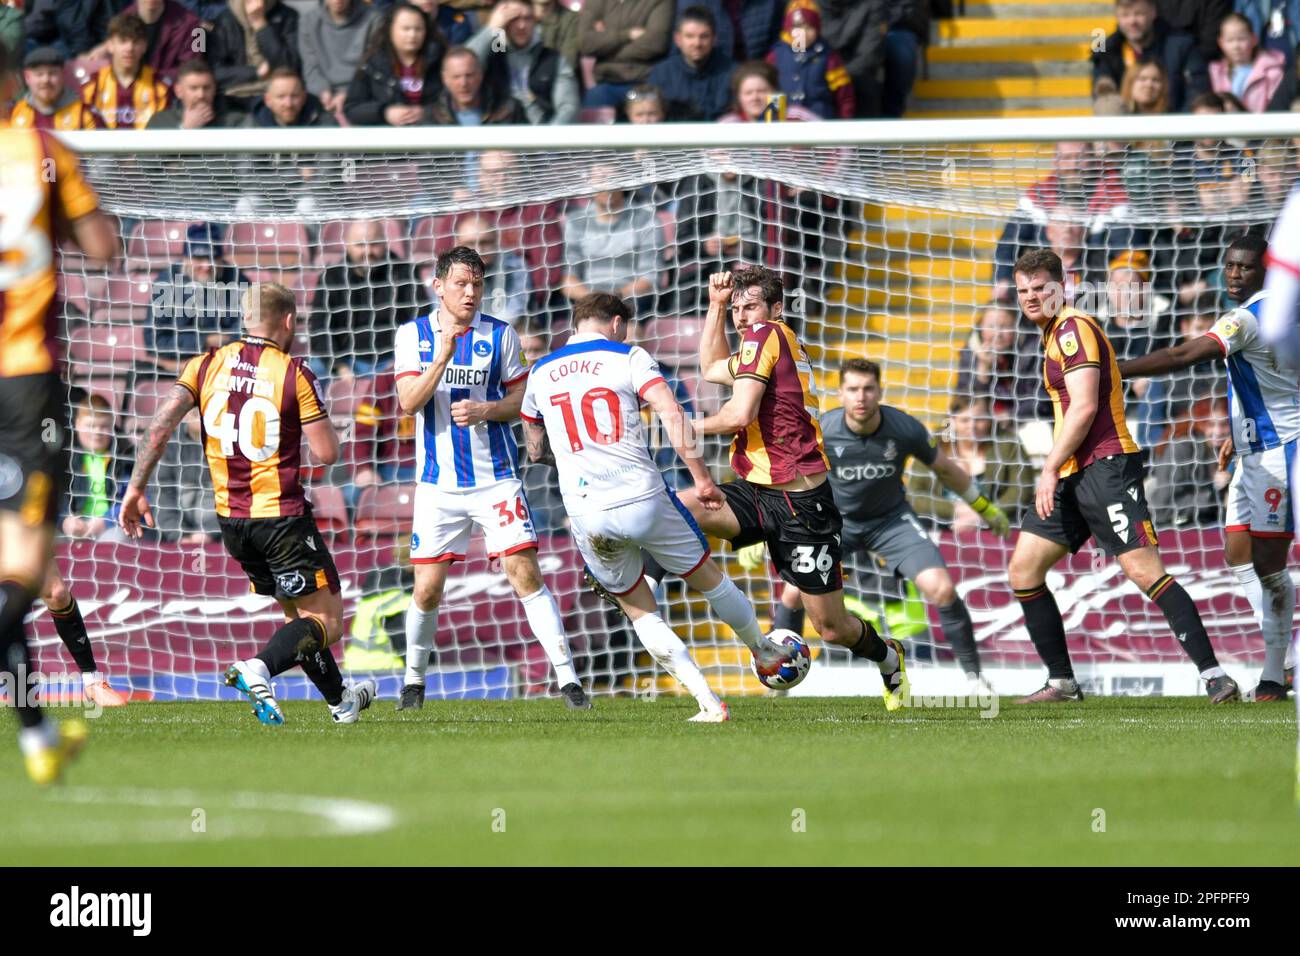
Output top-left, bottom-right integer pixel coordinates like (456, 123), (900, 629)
(736, 542), (767, 572)
(971, 495), (1010, 538)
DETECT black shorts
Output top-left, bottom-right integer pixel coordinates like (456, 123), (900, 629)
(0, 374), (65, 528)
(1020, 452), (1158, 557)
(722, 478), (844, 595)
(218, 512), (340, 600)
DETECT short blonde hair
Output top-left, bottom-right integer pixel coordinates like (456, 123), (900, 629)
(241, 282), (296, 328)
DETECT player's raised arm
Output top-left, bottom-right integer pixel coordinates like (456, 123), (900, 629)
(120, 381), (196, 537)
(1117, 335), (1223, 379)
(641, 380), (722, 509)
(396, 318), (460, 416)
(700, 271), (737, 385)
(452, 324), (529, 426)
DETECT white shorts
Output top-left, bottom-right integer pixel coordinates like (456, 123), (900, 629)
(410, 477), (539, 563)
(570, 489), (711, 596)
(1225, 441), (1296, 538)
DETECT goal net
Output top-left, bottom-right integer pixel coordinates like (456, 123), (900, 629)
(39, 115), (1300, 701)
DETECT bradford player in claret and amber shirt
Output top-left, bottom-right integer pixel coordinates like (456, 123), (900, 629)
(1007, 248), (1239, 704)
(119, 283), (376, 726)
(667, 266), (910, 710)
(0, 40), (120, 783)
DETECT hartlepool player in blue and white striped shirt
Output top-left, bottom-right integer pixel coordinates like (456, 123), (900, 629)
(392, 246), (588, 712)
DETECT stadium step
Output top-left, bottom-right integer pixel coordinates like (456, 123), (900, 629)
(905, 97), (1093, 115)
(961, 0), (1114, 17)
(933, 16), (1113, 43)
(913, 76), (1091, 100)
(859, 228), (1000, 255)
(925, 58), (1092, 80)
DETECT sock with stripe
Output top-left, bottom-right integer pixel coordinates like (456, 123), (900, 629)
(0, 579), (44, 730)
(699, 578), (766, 655)
(403, 602), (439, 686)
(937, 598), (982, 676)
(1145, 574), (1220, 674)
(1259, 569), (1295, 685)
(520, 587), (579, 688)
(48, 595), (98, 676)
(1014, 583), (1074, 680)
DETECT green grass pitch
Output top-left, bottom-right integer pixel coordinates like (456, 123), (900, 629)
(2, 696), (1297, 865)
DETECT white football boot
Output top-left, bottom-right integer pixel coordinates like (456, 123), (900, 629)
(330, 678), (377, 724)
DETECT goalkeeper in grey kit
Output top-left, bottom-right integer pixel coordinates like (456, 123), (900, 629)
(751, 359), (1010, 690)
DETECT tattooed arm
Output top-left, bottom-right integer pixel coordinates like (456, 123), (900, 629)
(524, 421), (555, 466)
(120, 385), (197, 538)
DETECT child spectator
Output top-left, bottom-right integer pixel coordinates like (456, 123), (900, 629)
(1120, 59), (1171, 113)
(8, 47), (97, 130)
(1209, 11), (1294, 111)
(124, 0), (204, 84)
(300, 0), (381, 117)
(208, 0), (302, 107)
(647, 4), (735, 121)
(578, 0), (673, 108)
(63, 395), (131, 541)
(344, 2), (445, 126)
(81, 13), (170, 129)
(147, 59), (248, 128)
(1235, 0), (1299, 70)
(766, 0), (854, 120)
(468, 0), (579, 125)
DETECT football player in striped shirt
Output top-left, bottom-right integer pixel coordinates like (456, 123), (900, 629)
(1119, 235), (1297, 702)
(1010, 249), (1238, 704)
(671, 267), (911, 710)
(0, 40), (120, 783)
(392, 246), (587, 711)
(120, 283), (377, 726)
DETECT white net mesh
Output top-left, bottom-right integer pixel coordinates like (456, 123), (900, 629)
(38, 118), (1300, 699)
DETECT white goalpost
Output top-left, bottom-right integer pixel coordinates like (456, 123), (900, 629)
(40, 114), (1300, 700)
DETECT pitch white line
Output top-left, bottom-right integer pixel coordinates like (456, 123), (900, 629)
(3, 787), (397, 847)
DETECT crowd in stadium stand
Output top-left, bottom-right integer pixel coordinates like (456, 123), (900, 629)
(2, 0), (1297, 541)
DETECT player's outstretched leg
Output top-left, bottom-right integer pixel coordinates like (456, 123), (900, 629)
(1008, 532), (1083, 703)
(683, 559), (785, 672)
(1118, 547), (1239, 703)
(399, 563), (446, 710)
(503, 550), (589, 709)
(42, 562), (127, 708)
(613, 577), (728, 722)
(803, 591), (909, 710)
